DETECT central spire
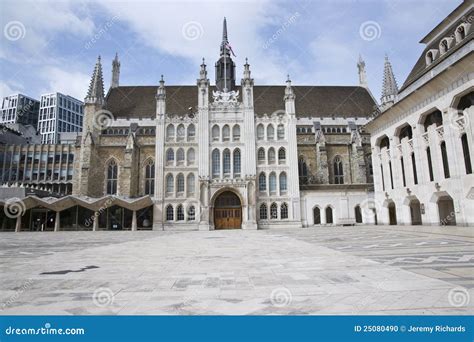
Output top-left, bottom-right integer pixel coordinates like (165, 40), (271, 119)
(215, 17), (236, 92)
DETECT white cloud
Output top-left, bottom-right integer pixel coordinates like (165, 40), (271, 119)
(39, 66), (90, 100)
(0, 81), (17, 98)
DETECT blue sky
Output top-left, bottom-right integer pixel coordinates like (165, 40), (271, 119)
(0, 0), (460, 103)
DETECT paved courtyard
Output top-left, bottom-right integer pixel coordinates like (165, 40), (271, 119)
(0, 225), (473, 315)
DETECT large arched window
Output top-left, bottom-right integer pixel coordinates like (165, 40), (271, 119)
(106, 159), (118, 195)
(268, 148), (276, 164)
(144, 159), (155, 195)
(177, 124), (185, 141)
(259, 203), (268, 219)
(267, 124), (275, 140)
(270, 202), (278, 219)
(166, 148), (174, 165)
(259, 172), (266, 192)
(176, 148), (185, 165)
(313, 207), (321, 225)
(232, 125), (240, 141)
(278, 147), (286, 164)
(212, 149), (220, 178)
(187, 205), (196, 221)
(176, 204), (184, 221)
(187, 148), (195, 165)
(166, 174), (174, 195)
(280, 203), (288, 219)
(187, 124), (195, 141)
(166, 124), (175, 141)
(441, 141), (450, 178)
(257, 124), (264, 140)
(279, 172), (287, 194)
(222, 125), (230, 141)
(223, 149), (231, 175)
(233, 149), (241, 177)
(333, 156), (344, 184)
(422, 110), (442, 132)
(177, 173), (185, 193)
(355, 205), (362, 223)
(326, 207), (333, 224)
(277, 124), (285, 140)
(461, 133), (472, 174)
(269, 172), (277, 194)
(298, 157), (308, 183)
(187, 173), (195, 196)
(212, 125), (220, 141)
(257, 148), (265, 164)
(166, 204), (174, 221)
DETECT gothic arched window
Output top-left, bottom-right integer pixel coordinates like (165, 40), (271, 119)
(267, 124), (275, 140)
(106, 159), (118, 195)
(259, 203), (268, 219)
(279, 172), (287, 194)
(268, 148), (276, 164)
(232, 125), (240, 141)
(257, 148), (265, 164)
(177, 124), (185, 141)
(144, 159), (154, 195)
(177, 173), (185, 193)
(187, 124), (195, 141)
(298, 157), (308, 183)
(166, 148), (174, 165)
(187, 205), (196, 221)
(270, 202), (278, 219)
(222, 125), (230, 141)
(257, 124), (264, 140)
(278, 147), (286, 164)
(259, 172), (266, 192)
(187, 148), (195, 165)
(233, 149), (241, 177)
(212, 149), (220, 178)
(166, 204), (174, 221)
(277, 124), (285, 140)
(333, 156), (344, 184)
(280, 203), (288, 219)
(269, 172), (277, 194)
(166, 124), (175, 141)
(166, 174), (174, 195)
(223, 149), (231, 175)
(176, 204), (184, 221)
(176, 148), (185, 165)
(212, 125), (220, 141)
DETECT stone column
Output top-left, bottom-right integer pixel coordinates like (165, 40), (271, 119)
(15, 215), (21, 232)
(54, 211), (60, 232)
(132, 210), (137, 231)
(93, 213), (98, 231)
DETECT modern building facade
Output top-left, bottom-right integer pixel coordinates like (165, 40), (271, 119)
(38, 93), (84, 144)
(0, 94), (40, 127)
(365, 0), (473, 226)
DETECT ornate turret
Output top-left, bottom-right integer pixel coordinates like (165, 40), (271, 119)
(156, 75), (166, 116)
(380, 55), (398, 110)
(85, 56), (105, 105)
(215, 17), (236, 92)
(357, 54), (368, 88)
(284, 75), (296, 115)
(111, 53), (120, 89)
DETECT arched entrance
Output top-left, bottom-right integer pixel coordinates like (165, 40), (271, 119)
(388, 201), (397, 225)
(438, 195), (456, 226)
(409, 199), (422, 225)
(214, 191), (242, 229)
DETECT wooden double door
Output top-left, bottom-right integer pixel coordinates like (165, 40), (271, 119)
(214, 208), (242, 229)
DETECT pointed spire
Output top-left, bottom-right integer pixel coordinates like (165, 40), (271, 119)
(243, 57), (251, 79)
(222, 17), (228, 44)
(86, 55), (105, 105)
(111, 52), (120, 89)
(157, 75), (166, 100)
(357, 54), (368, 88)
(284, 74), (295, 101)
(199, 58), (207, 80)
(381, 54), (398, 108)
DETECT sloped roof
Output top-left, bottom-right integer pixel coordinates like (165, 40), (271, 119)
(106, 85), (376, 119)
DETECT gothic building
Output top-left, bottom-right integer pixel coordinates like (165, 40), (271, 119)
(1, 18), (376, 231)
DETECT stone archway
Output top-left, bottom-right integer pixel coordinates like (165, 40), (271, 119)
(213, 191), (242, 229)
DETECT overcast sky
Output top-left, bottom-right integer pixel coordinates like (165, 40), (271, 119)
(0, 0), (460, 103)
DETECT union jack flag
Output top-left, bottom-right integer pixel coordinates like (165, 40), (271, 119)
(225, 42), (236, 57)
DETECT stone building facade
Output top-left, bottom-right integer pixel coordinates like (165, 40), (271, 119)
(365, 1), (473, 226)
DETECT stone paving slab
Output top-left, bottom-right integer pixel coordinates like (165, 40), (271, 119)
(0, 226), (472, 315)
